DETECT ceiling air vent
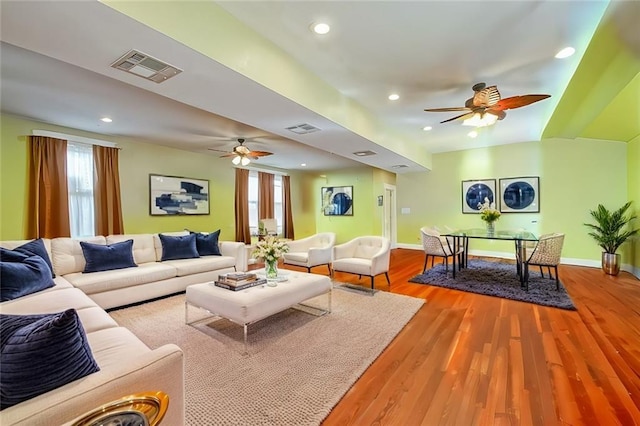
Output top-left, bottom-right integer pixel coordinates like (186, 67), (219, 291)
(286, 123), (321, 134)
(111, 49), (182, 83)
(391, 164), (409, 169)
(353, 150), (377, 157)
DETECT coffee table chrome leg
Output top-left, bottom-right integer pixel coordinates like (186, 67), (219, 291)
(243, 324), (248, 355)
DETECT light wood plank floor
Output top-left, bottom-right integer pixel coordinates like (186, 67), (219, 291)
(286, 249), (640, 426)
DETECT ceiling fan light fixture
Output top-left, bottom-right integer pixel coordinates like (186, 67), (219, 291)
(241, 156), (251, 166)
(462, 112), (498, 128)
(232, 156), (242, 165)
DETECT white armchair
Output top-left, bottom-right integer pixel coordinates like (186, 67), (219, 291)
(282, 232), (336, 274)
(331, 236), (391, 292)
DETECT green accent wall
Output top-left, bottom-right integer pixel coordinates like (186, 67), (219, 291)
(396, 138), (629, 262)
(628, 135), (640, 271)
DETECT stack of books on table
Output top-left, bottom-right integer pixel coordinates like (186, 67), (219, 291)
(213, 273), (267, 291)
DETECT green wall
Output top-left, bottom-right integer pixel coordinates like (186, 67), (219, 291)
(0, 114), (315, 241)
(396, 138), (629, 263)
(628, 135), (640, 273)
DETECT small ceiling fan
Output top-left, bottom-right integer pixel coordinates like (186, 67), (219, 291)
(424, 82), (551, 126)
(208, 138), (273, 165)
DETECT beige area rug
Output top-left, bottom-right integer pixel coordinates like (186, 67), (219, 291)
(109, 285), (424, 426)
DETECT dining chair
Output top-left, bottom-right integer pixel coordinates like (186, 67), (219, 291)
(419, 227), (464, 273)
(523, 233), (565, 291)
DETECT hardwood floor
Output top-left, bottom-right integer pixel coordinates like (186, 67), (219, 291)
(297, 249), (640, 426)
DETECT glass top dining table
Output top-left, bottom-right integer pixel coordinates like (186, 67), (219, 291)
(443, 228), (538, 279)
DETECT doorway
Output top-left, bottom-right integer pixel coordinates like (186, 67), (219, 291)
(383, 184), (397, 248)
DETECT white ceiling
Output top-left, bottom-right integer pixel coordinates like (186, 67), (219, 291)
(0, 1), (612, 173)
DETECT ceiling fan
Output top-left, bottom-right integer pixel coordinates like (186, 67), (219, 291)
(424, 82), (551, 126)
(208, 138), (273, 166)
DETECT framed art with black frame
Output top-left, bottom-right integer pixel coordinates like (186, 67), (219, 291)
(149, 174), (210, 215)
(499, 176), (540, 213)
(461, 179), (497, 214)
(322, 186), (354, 216)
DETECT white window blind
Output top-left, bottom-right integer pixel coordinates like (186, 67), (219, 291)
(67, 142), (95, 238)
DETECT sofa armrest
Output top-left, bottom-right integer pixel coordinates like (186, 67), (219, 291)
(219, 241), (248, 272)
(1, 344), (185, 426)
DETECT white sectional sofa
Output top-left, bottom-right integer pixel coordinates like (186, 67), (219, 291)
(0, 231), (248, 425)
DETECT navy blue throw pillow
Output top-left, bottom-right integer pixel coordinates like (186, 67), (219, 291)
(190, 230), (221, 256)
(0, 309), (100, 410)
(159, 233), (199, 261)
(13, 239), (55, 278)
(0, 248), (55, 302)
(80, 239), (137, 273)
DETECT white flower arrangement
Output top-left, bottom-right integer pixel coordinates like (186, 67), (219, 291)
(478, 197), (501, 223)
(252, 236), (289, 262)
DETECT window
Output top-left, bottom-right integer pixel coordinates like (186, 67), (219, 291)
(247, 171), (283, 235)
(67, 142), (94, 238)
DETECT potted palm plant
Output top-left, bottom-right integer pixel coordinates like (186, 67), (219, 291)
(584, 201), (638, 275)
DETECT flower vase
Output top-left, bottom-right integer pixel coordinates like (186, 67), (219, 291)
(486, 221), (495, 234)
(265, 259), (278, 286)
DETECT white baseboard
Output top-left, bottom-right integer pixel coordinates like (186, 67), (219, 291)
(394, 243), (640, 278)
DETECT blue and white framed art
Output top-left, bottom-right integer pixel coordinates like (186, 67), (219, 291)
(461, 179), (497, 214)
(149, 174), (209, 215)
(499, 176), (539, 213)
(322, 186), (353, 216)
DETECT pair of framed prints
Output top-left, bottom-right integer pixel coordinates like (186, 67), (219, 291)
(462, 177), (539, 214)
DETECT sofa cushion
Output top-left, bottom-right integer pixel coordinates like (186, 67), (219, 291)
(283, 252), (309, 263)
(0, 309), (100, 410)
(0, 248), (55, 302)
(191, 230), (221, 256)
(12, 239), (55, 278)
(86, 327), (151, 370)
(51, 236), (107, 276)
(162, 255), (236, 276)
(107, 234), (156, 264)
(63, 262), (178, 295)
(0, 288), (97, 315)
(159, 233), (199, 261)
(80, 240), (137, 273)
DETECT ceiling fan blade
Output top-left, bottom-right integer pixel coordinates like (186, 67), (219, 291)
(248, 151), (273, 157)
(494, 94), (551, 111)
(440, 111), (476, 124)
(486, 110), (507, 120)
(207, 148), (229, 154)
(424, 107), (472, 112)
(219, 153), (237, 158)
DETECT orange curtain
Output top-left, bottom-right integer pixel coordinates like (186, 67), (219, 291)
(258, 172), (274, 220)
(27, 136), (70, 238)
(234, 168), (251, 243)
(283, 175), (295, 239)
(93, 145), (124, 236)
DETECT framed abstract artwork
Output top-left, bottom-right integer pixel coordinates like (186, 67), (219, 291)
(499, 176), (540, 213)
(322, 186), (353, 216)
(461, 179), (497, 214)
(149, 174), (209, 215)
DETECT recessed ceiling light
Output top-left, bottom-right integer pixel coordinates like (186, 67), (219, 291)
(468, 130), (478, 138)
(311, 22), (330, 35)
(388, 94), (400, 101)
(301, 163), (307, 167)
(101, 117), (112, 123)
(555, 47), (575, 59)
(423, 126), (432, 131)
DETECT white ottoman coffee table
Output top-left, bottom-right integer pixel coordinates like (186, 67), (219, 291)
(185, 271), (332, 353)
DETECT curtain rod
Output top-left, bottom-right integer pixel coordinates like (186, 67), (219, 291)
(31, 130), (119, 148)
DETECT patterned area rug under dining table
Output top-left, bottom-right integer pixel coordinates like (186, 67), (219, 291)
(409, 259), (576, 310)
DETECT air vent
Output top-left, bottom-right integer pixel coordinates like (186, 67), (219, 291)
(286, 123), (321, 134)
(111, 49), (182, 84)
(391, 164), (409, 169)
(353, 150), (377, 157)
